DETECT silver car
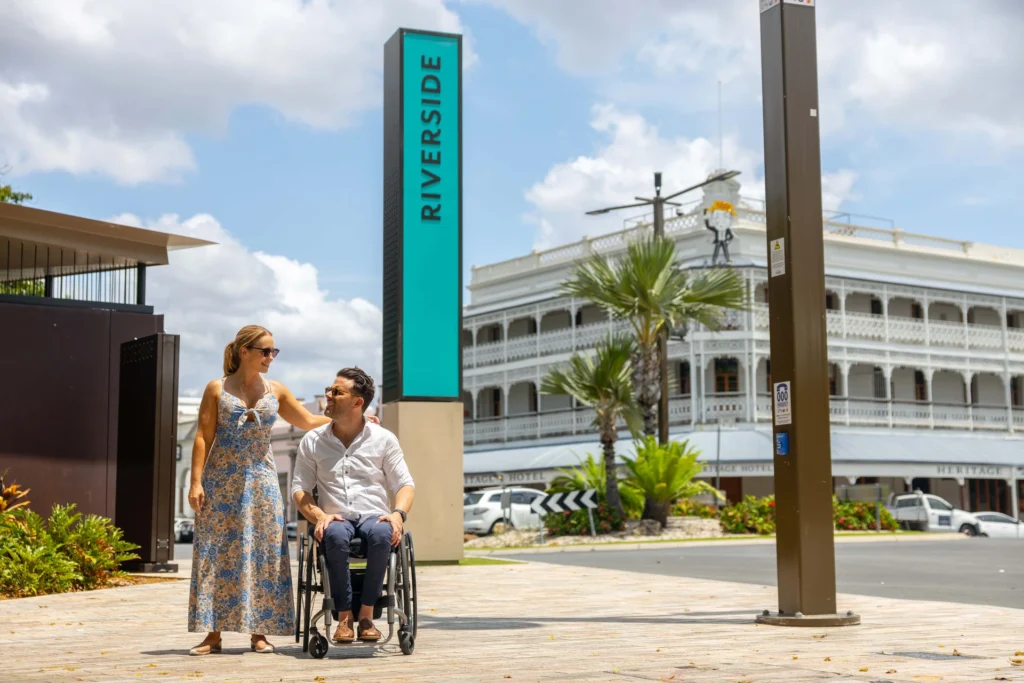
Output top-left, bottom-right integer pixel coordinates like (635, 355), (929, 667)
(463, 487), (544, 535)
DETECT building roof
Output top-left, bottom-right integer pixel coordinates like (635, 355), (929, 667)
(464, 427), (1024, 474)
(0, 201), (214, 280)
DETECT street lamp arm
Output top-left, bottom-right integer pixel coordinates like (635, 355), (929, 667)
(584, 200), (652, 215)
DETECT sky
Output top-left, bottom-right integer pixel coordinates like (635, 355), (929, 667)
(3, 0), (1024, 400)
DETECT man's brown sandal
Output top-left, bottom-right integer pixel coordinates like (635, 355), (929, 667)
(357, 619), (381, 641)
(333, 621), (355, 643)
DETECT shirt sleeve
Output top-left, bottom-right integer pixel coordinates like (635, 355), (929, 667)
(290, 432), (317, 499)
(382, 433), (415, 495)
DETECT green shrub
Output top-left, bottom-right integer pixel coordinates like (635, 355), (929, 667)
(0, 504), (140, 598)
(717, 495), (900, 535)
(543, 502), (625, 537)
(833, 497), (897, 531)
(672, 498), (719, 519)
(548, 453), (644, 520)
(719, 495), (777, 535)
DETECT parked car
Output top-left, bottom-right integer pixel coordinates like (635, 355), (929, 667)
(174, 517), (194, 543)
(464, 487), (544, 535)
(887, 491), (981, 535)
(286, 521), (297, 540)
(974, 511), (1023, 539)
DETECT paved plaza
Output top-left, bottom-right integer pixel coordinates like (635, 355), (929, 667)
(4, 546), (1024, 683)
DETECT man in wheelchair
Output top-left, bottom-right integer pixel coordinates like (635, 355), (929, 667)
(291, 367), (414, 644)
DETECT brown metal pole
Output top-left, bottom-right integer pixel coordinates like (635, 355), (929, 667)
(756, 0), (858, 627)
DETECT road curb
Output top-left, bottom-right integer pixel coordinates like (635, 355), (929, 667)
(465, 532), (966, 556)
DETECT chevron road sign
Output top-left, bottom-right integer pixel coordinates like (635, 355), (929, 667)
(530, 489), (598, 516)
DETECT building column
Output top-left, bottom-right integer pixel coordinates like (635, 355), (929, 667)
(962, 295), (970, 350)
(689, 344), (699, 427)
(746, 342), (755, 424)
(882, 284), (890, 343)
(883, 365), (893, 428)
(502, 312), (509, 364)
(923, 291), (931, 346)
(1003, 372), (1014, 434)
(962, 370), (974, 431)
(1010, 473), (1020, 521)
(840, 361), (850, 426)
(840, 280), (848, 338)
(924, 368), (934, 429)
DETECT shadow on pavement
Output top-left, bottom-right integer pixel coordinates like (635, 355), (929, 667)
(419, 609), (754, 631)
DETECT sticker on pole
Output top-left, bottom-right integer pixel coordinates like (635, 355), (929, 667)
(773, 381), (792, 426)
(770, 238), (785, 277)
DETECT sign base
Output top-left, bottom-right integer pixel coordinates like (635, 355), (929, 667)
(380, 400), (464, 563)
(756, 610), (861, 628)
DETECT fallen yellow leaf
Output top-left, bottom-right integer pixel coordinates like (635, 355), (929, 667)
(792, 656), (799, 660)
(813, 634), (828, 639)
(824, 657), (831, 662)
(860, 668), (868, 672)
(887, 671), (897, 675)
(953, 649), (961, 656)
(503, 676), (511, 680)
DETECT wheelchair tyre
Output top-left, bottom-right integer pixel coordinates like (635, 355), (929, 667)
(294, 532), (305, 642)
(310, 630), (329, 659)
(399, 627), (415, 655)
(301, 537), (315, 653)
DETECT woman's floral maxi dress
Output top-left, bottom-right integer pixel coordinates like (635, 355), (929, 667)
(188, 383), (295, 635)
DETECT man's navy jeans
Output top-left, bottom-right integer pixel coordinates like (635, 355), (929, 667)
(320, 515), (392, 618)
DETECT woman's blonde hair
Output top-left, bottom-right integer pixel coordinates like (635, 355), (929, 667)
(223, 325), (272, 376)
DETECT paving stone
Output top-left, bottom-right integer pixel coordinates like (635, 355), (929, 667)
(2, 559), (1023, 682)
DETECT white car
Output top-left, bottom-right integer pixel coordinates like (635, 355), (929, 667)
(887, 492), (981, 535)
(463, 487), (544, 535)
(974, 511), (1023, 539)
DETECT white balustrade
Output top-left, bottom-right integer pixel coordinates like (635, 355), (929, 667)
(703, 393), (746, 422)
(931, 402), (972, 429)
(844, 312), (885, 342)
(972, 405), (1009, 430)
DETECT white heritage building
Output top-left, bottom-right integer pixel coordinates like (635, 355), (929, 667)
(461, 174), (1024, 520)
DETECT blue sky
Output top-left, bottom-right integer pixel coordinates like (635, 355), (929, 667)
(3, 0), (1023, 399)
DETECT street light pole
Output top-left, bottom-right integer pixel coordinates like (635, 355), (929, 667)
(586, 170), (741, 446)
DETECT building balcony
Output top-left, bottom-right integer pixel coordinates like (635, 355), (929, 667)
(464, 393), (1024, 447)
(465, 303), (1024, 372)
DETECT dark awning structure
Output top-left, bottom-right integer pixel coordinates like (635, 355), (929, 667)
(0, 202), (214, 307)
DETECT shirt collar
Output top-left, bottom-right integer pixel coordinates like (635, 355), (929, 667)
(326, 418), (370, 449)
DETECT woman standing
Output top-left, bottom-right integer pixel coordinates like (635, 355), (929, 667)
(186, 325), (353, 654)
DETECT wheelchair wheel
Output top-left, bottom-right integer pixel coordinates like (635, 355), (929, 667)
(309, 629), (329, 659)
(301, 536), (315, 653)
(398, 532), (417, 655)
(295, 531), (305, 642)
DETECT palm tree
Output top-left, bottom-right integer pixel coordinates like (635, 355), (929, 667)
(547, 452), (645, 519)
(622, 435), (724, 528)
(540, 333), (641, 515)
(561, 233), (747, 438)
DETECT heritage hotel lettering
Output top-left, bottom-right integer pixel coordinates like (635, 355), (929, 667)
(418, 55), (444, 222)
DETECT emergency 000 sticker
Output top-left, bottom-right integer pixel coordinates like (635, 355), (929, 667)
(774, 381), (792, 426)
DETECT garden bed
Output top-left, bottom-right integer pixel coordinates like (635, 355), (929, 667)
(464, 516), (725, 549)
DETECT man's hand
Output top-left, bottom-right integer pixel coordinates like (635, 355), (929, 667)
(314, 513), (344, 542)
(367, 414), (381, 425)
(378, 511), (404, 547)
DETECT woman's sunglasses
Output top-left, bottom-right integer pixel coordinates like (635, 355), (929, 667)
(248, 346), (280, 359)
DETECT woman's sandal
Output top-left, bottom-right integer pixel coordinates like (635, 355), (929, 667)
(189, 639), (222, 656)
(250, 636), (275, 653)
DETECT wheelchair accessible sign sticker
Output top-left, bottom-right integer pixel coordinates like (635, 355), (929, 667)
(773, 381), (792, 426)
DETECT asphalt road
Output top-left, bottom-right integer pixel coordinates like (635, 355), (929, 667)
(502, 539), (1024, 609)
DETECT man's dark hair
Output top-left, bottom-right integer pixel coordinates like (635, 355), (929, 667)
(337, 367), (376, 410)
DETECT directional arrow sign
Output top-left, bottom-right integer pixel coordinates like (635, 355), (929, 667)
(530, 489), (600, 515)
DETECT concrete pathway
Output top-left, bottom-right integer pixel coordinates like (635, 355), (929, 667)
(3, 557), (1023, 682)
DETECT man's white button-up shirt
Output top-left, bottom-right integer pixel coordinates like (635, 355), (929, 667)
(290, 420), (414, 519)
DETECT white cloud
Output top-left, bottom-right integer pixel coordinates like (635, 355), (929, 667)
(523, 103), (857, 250)
(0, 0), (471, 183)
(484, 0), (1024, 145)
(123, 212), (381, 400)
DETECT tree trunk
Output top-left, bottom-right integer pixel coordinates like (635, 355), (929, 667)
(633, 344), (660, 438)
(601, 428), (623, 516)
(642, 498), (671, 528)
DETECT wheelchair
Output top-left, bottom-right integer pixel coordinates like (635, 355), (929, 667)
(295, 519), (417, 658)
